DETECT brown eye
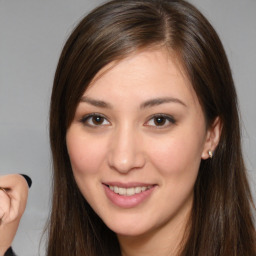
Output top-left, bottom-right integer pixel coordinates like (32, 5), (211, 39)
(154, 116), (167, 126)
(145, 114), (176, 128)
(92, 116), (104, 125)
(80, 114), (110, 127)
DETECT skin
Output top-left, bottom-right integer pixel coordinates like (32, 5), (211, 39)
(0, 174), (29, 256)
(66, 49), (221, 256)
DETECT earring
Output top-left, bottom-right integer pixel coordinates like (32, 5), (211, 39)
(208, 150), (213, 159)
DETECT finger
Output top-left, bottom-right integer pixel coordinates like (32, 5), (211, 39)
(0, 188), (11, 225)
(0, 174), (27, 189)
(0, 174), (29, 199)
(8, 191), (26, 222)
(0, 175), (29, 223)
(0, 187), (9, 196)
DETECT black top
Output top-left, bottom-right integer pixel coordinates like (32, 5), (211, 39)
(4, 247), (16, 256)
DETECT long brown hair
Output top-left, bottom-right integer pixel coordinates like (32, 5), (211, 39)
(48, 0), (256, 255)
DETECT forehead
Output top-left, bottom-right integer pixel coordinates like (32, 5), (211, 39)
(84, 48), (197, 106)
(90, 47), (184, 81)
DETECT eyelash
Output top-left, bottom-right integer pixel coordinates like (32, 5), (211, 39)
(144, 114), (176, 128)
(79, 113), (176, 128)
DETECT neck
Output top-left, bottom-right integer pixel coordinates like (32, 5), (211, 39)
(117, 211), (191, 256)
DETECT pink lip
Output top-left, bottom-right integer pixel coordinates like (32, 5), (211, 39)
(104, 181), (154, 188)
(103, 183), (156, 209)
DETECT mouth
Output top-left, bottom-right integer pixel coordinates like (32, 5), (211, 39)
(102, 182), (157, 208)
(106, 185), (154, 196)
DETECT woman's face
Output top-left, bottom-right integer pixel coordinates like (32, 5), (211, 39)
(66, 49), (215, 238)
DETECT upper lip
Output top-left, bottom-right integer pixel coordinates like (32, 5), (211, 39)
(102, 182), (156, 188)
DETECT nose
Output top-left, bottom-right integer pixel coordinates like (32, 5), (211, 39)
(107, 125), (146, 174)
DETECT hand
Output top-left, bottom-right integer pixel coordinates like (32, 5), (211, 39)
(0, 174), (29, 256)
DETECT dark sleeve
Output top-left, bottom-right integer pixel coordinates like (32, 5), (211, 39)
(4, 247), (17, 256)
(20, 174), (32, 188)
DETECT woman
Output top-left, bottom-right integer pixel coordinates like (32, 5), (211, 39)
(1, 0), (255, 255)
(47, 0), (256, 255)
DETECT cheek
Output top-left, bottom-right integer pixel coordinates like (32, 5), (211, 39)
(66, 130), (106, 175)
(66, 130), (108, 202)
(147, 130), (204, 177)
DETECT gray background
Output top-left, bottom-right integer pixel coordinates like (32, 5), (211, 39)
(0, 0), (255, 255)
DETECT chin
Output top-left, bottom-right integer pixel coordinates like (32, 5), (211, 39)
(104, 219), (152, 237)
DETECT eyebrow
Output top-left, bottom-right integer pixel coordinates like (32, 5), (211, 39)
(80, 96), (113, 108)
(140, 97), (187, 109)
(80, 96), (187, 109)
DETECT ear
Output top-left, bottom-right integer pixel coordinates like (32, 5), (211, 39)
(201, 117), (222, 159)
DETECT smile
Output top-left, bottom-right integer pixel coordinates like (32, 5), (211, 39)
(108, 185), (153, 196)
(103, 183), (156, 208)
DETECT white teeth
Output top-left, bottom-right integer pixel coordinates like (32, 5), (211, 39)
(126, 187), (135, 196)
(114, 186), (118, 193)
(119, 187), (126, 195)
(109, 185), (152, 196)
(135, 187), (141, 193)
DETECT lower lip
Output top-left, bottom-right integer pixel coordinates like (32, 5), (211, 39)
(103, 185), (156, 208)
